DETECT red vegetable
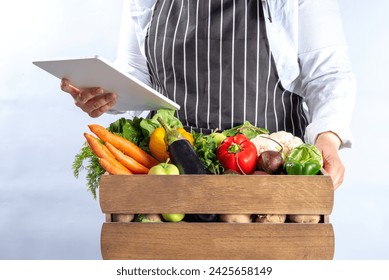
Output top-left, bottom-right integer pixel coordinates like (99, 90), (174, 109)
(216, 134), (257, 174)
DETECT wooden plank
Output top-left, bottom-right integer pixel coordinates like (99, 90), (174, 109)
(99, 175), (334, 214)
(101, 223), (334, 260)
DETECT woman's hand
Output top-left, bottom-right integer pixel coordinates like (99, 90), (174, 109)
(60, 78), (117, 117)
(314, 131), (344, 190)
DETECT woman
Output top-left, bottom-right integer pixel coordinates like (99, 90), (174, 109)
(61, 0), (356, 189)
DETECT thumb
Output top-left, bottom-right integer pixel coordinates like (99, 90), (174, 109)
(60, 78), (81, 99)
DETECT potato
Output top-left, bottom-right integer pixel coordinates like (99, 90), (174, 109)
(288, 214), (321, 223)
(137, 214), (163, 222)
(254, 214), (286, 223)
(219, 214), (252, 223)
(111, 214), (135, 223)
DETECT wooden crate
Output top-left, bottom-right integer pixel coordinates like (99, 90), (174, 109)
(99, 174), (334, 260)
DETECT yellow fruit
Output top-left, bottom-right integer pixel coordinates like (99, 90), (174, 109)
(149, 127), (194, 162)
(149, 127), (169, 162)
(177, 128), (194, 146)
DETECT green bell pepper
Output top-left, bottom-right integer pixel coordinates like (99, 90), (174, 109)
(284, 144), (323, 175)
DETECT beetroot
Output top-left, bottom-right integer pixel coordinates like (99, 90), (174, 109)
(257, 150), (284, 174)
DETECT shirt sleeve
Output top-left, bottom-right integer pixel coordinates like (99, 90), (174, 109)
(109, 0), (154, 117)
(297, 0), (356, 148)
(114, 0), (151, 86)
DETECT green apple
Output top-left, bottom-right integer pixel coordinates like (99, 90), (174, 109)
(148, 161), (182, 220)
(211, 132), (226, 147)
(148, 161), (180, 175)
(162, 213), (185, 222)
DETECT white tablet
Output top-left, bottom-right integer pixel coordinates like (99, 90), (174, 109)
(33, 55), (180, 111)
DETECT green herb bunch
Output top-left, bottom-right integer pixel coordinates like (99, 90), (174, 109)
(193, 132), (224, 175)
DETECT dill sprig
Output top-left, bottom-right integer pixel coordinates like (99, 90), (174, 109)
(72, 143), (104, 199)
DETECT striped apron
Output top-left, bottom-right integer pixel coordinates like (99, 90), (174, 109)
(145, 0), (307, 138)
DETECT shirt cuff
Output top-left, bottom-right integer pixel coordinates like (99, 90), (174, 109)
(106, 109), (150, 119)
(304, 118), (353, 149)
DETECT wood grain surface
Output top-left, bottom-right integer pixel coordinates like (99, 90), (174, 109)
(100, 223), (335, 260)
(99, 174), (334, 214)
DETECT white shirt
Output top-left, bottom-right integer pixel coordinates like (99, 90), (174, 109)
(114, 0), (356, 148)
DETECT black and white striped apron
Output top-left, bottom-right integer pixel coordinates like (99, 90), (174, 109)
(145, 0), (307, 138)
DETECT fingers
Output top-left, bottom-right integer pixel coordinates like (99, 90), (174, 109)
(322, 152), (345, 190)
(60, 78), (117, 117)
(82, 93), (118, 118)
(73, 87), (105, 106)
(314, 132), (344, 190)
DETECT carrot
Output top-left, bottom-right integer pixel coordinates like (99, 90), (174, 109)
(84, 132), (132, 175)
(84, 133), (115, 161)
(105, 142), (150, 174)
(88, 124), (159, 168)
(98, 157), (132, 175)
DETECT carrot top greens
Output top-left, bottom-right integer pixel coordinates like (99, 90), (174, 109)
(72, 109), (183, 198)
(72, 144), (105, 199)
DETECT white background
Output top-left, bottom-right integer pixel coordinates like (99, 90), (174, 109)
(0, 0), (388, 260)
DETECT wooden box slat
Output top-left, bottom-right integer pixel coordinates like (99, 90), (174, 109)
(101, 223), (334, 260)
(99, 174), (335, 260)
(99, 174), (334, 214)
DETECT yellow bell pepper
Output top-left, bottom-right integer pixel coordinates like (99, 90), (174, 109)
(149, 127), (194, 162)
(176, 128), (194, 146)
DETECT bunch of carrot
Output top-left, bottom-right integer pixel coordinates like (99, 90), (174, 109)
(84, 124), (159, 175)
